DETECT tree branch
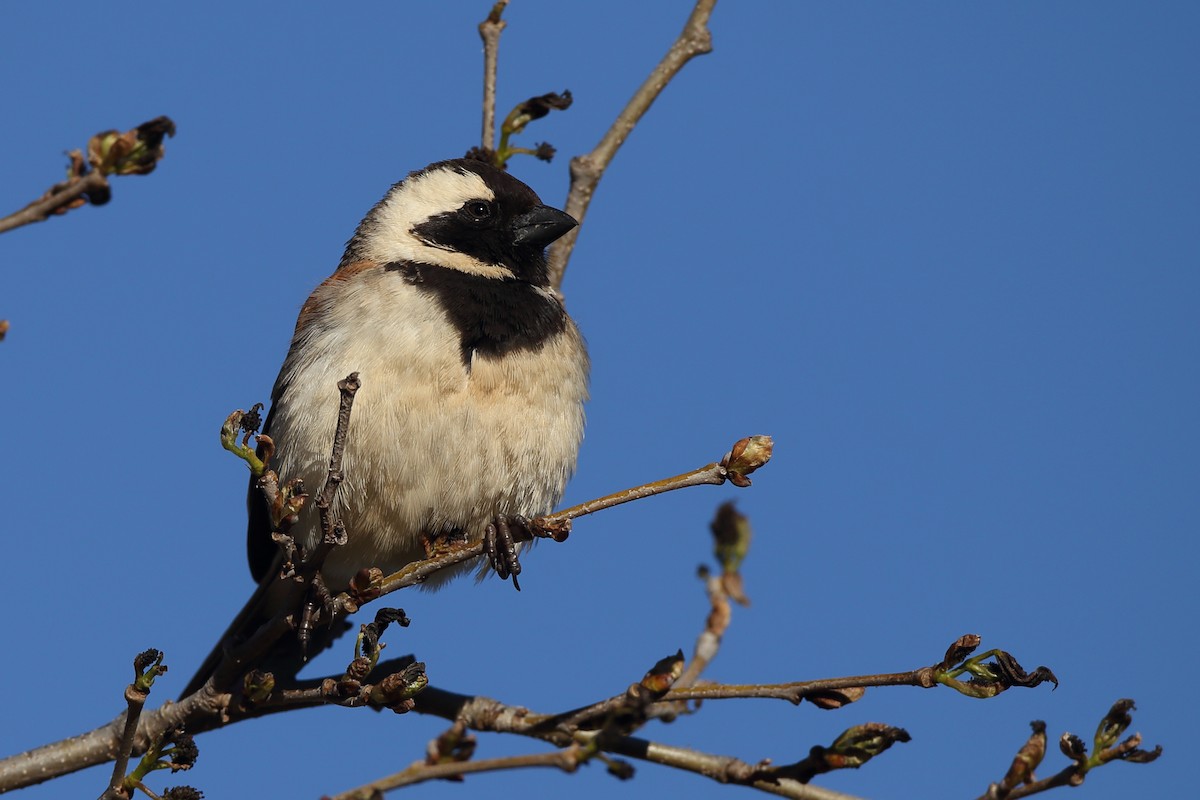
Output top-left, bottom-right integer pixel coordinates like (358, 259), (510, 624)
(546, 0), (717, 289)
(329, 747), (584, 799)
(478, 1), (509, 151)
(99, 651), (165, 800)
(663, 671), (929, 704)
(403, 686), (867, 800)
(0, 171), (110, 235)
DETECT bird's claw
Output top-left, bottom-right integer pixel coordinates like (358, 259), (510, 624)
(484, 514), (529, 591)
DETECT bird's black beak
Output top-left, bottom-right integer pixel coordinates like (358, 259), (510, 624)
(512, 205), (577, 247)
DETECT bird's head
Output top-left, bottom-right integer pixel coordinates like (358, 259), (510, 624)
(342, 158), (576, 287)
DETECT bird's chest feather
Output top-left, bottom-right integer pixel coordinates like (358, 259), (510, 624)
(268, 266), (587, 583)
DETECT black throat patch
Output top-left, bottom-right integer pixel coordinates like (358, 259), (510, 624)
(385, 262), (568, 366)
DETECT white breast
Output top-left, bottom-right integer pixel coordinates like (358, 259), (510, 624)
(267, 265), (588, 589)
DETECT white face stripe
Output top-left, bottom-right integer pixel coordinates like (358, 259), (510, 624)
(359, 166), (515, 279)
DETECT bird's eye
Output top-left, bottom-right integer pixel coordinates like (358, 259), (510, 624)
(464, 200), (493, 221)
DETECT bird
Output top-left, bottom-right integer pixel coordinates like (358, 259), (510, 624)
(183, 157), (589, 697)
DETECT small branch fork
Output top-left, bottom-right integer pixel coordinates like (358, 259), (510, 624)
(95, 651), (201, 800)
(99, 651), (165, 800)
(974, 700), (1161, 800)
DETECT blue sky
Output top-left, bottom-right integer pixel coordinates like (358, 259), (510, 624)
(1, 3), (1196, 799)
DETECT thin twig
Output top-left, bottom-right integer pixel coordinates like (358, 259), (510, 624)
(99, 683), (149, 800)
(311, 373), (360, 555)
(546, 0), (717, 288)
(478, 1), (509, 152)
(372, 460), (724, 594)
(329, 747), (583, 799)
(676, 569), (732, 689)
(0, 171), (109, 235)
(595, 734), (863, 800)
(663, 671), (931, 704)
(975, 765), (1085, 800)
(535, 668), (921, 735)
(537, 462), (727, 529)
(375, 437), (754, 596)
(280, 372), (360, 655)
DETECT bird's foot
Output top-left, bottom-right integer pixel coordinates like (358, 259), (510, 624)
(484, 514), (533, 591)
(421, 527), (471, 558)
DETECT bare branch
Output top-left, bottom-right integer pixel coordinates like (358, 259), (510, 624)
(664, 672), (922, 704)
(403, 686), (864, 799)
(0, 171), (110, 235)
(0, 635), (1060, 794)
(534, 670), (910, 735)
(547, 0), (717, 288)
(478, 1), (509, 152)
(975, 701), (1161, 800)
(328, 747), (584, 799)
(99, 650), (165, 800)
(308, 373), (360, 560)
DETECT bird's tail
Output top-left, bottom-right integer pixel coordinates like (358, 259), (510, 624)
(179, 562), (284, 699)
